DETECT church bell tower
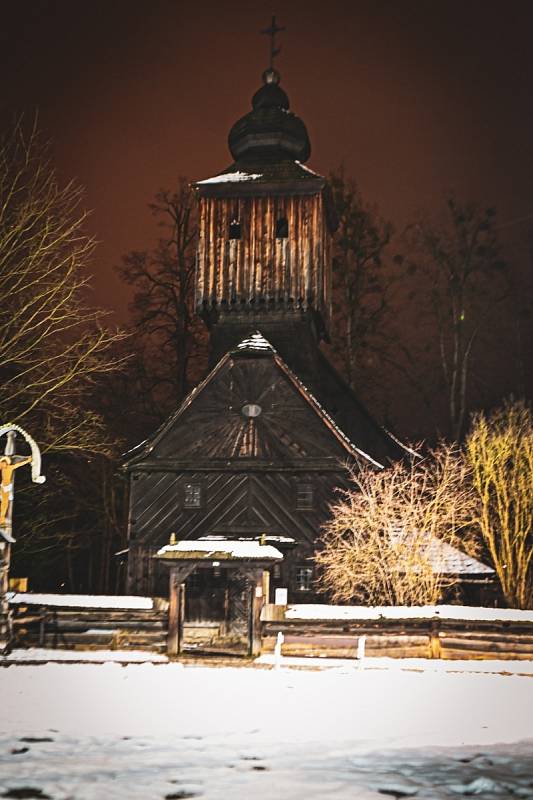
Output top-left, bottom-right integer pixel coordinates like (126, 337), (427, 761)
(123, 25), (407, 601)
(194, 40), (337, 371)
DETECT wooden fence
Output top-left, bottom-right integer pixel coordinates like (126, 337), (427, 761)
(8, 597), (533, 661)
(11, 600), (169, 653)
(262, 608), (533, 660)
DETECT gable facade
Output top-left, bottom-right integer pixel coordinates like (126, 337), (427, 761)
(124, 337), (369, 599)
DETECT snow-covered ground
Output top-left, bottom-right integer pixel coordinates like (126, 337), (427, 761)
(1, 661), (532, 799)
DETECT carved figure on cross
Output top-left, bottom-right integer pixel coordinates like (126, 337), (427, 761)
(0, 425), (45, 535)
(0, 455), (32, 526)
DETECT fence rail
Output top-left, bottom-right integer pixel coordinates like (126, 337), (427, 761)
(262, 609), (533, 660)
(11, 600), (169, 653)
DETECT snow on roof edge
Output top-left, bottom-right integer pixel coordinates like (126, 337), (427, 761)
(197, 171), (262, 185)
(294, 160), (322, 177)
(235, 331), (275, 353)
(156, 539), (283, 560)
(272, 353), (384, 468)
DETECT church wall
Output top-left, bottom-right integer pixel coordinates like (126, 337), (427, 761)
(126, 467), (348, 600)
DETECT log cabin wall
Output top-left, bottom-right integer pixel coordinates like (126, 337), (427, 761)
(196, 193), (331, 322)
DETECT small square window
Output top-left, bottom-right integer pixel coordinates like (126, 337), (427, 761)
(295, 566), (313, 592)
(184, 483), (202, 508)
(296, 483), (314, 510)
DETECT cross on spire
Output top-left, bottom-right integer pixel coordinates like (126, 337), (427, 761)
(261, 15), (285, 69)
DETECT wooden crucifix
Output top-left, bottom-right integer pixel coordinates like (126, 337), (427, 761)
(261, 15), (285, 70)
(0, 425), (45, 538)
(0, 425), (45, 653)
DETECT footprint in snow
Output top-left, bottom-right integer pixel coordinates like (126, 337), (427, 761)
(18, 738), (53, 744)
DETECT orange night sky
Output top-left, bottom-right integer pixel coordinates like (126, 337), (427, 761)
(2, 0), (533, 320)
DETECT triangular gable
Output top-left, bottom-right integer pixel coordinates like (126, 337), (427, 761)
(124, 331), (381, 468)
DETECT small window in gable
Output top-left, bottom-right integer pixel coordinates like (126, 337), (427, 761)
(229, 218), (241, 240)
(275, 217), (289, 238)
(184, 482), (202, 508)
(296, 483), (314, 510)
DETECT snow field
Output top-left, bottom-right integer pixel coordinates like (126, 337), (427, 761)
(0, 662), (532, 799)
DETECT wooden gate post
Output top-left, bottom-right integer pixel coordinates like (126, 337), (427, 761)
(249, 569), (264, 657)
(168, 567), (179, 657)
(178, 582), (186, 653)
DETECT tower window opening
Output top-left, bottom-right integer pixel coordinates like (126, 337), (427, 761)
(275, 217), (289, 239)
(229, 219), (241, 240)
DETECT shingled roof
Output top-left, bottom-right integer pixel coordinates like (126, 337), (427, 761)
(123, 331), (404, 469)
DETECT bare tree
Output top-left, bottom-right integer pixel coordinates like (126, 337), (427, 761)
(326, 169), (393, 403)
(466, 399), (533, 609)
(397, 197), (508, 440)
(117, 182), (207, 425)
(0, 118), (126, 454)
(316, 443), (478, 605)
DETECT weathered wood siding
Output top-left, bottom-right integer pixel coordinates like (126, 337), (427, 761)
(196, 194), (331, 317)
(130, 472), (340, 547)
(126, 351), (353, 597)
(262, 616), (533, 660)
(149, 355), (351, 463)
(11, 602), (169, 653)
(127, 470), (345, 597)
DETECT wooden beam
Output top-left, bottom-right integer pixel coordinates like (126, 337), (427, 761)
(262, 569), (270, 604)
(246, 568), (264, 658)
(178, 582), (186, 654)
(128, 459), (346, 473)
(167, 564), (195, 657)
(167, 568), (179, 658)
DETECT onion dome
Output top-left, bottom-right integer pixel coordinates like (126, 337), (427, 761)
(228, 69), (311, 163)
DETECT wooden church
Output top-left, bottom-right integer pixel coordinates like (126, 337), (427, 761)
(123, 57), (405, 618)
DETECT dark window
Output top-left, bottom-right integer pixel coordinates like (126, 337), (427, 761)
(295, 566), (313, 592)
(184, 483), (202, 508)
(186, 568), (202, 588)
(296, 483), (314, 510)
(229, 219), (241, 240)
(275, 217), (289, 238)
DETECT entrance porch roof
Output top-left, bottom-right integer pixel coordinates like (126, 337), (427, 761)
(154, 538), (283, 563)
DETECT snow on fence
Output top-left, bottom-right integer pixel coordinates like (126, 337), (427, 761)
(262, 604), (533, 660)
(286, 604), (533, 624)
(8, 593), (157, 610)
(7, 595), (533, 660)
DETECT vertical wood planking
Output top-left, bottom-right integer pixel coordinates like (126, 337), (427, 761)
(197, 199), (206, 303)
(197, 194), (330, 312)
